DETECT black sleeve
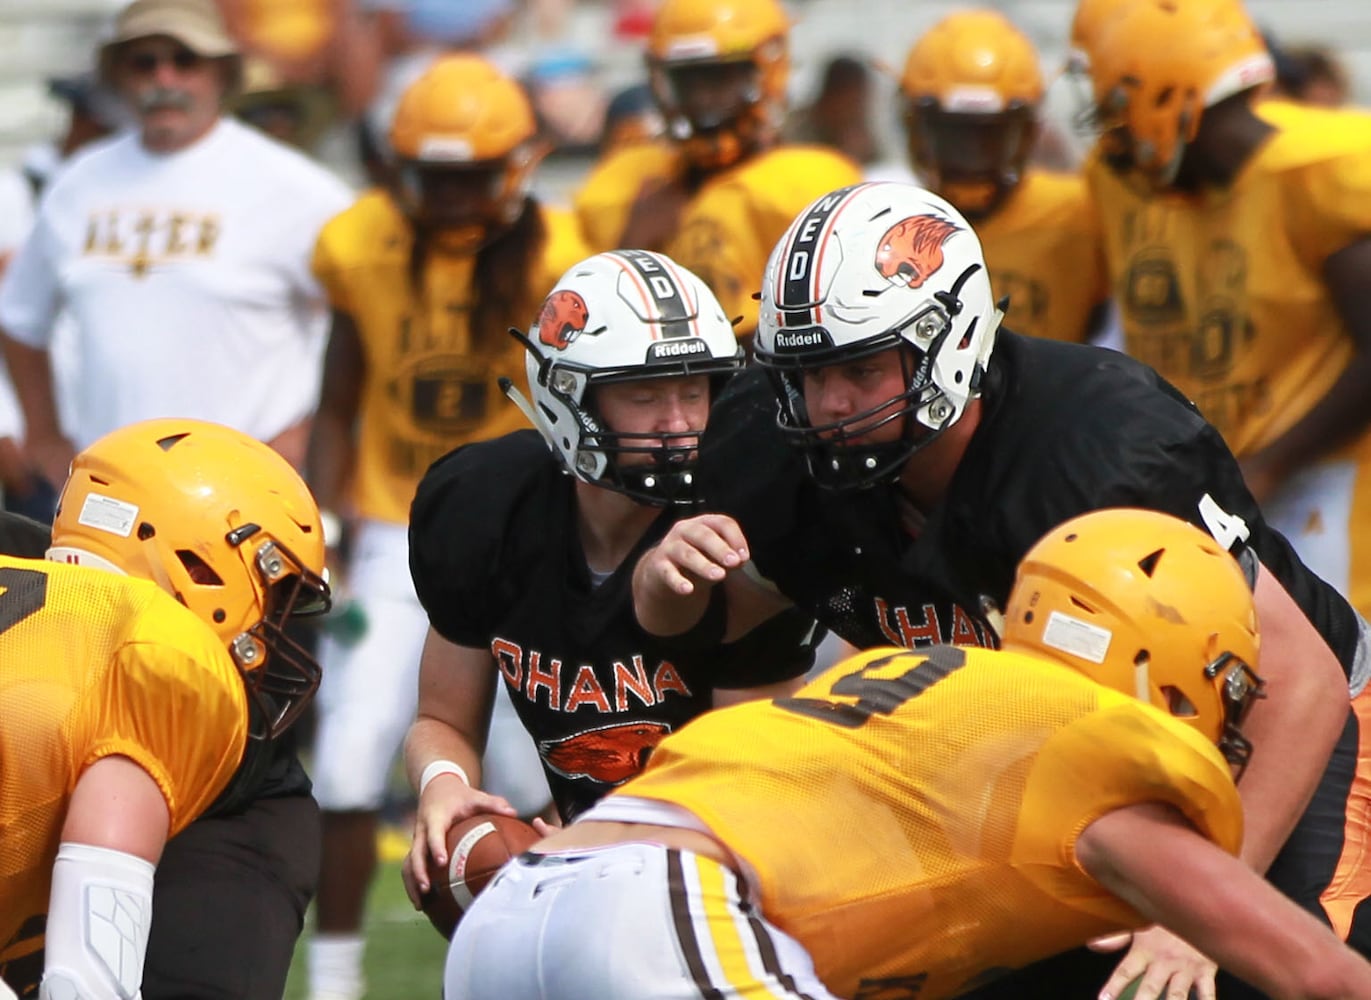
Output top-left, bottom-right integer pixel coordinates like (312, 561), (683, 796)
(0, 511), (51, 558)
(992, 351), (1266, 564)
(712, 608), (826, 688)
(408, 431), (549, 647)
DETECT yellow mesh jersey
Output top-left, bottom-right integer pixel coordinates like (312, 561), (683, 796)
(0, 557), (247, 967)
(618, 645), (1241, 999)
(574, 143), (863, 336)
(1090, 101), (1371, 455)
(311, 193), (587, 523)
(980, 170), (1109, 343)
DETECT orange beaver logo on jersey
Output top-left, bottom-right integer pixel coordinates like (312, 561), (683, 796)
(536, 290), (591, 350)
(875, 215), (961, 289)
(540, 721), (672, 784)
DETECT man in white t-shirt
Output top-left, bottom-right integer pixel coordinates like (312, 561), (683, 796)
(0, 2), (351, 998)
(0, 169), (35, 509)
(0, 0), (352, 492)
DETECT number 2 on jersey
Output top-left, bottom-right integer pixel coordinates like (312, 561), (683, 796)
(0, 567), (48, 634)
(774, 645), (966, 729)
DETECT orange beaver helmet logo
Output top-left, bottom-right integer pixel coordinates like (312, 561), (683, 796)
(540, 721), (672, 784)
(875, 214), (962, 289)
(536, 290), (591, 350)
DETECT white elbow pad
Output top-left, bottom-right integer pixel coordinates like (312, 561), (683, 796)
(40, 842), (154, 1000)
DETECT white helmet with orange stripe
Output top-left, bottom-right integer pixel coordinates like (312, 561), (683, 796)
(754, 182), (1001, 489)
(507, 250), (744, 504)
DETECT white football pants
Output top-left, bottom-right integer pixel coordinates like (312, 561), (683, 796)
(445, 843), (839, 1000)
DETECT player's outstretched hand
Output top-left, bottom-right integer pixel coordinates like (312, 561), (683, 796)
(641, 513), (750, 597)
(1092, 925), (1217, 1000)
(401, 776), (519, 909)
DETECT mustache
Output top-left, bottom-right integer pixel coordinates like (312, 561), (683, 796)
(138, 88), (193, 113)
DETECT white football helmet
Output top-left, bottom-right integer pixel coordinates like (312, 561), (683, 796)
(754, 182), (1002, 489)
(508, 250), (744, 504)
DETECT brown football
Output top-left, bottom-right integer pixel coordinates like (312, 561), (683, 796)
(420, 813), (541, 939)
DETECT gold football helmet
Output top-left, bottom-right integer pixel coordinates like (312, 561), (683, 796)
(1064, 0), (1137, 131)
(647, 0), (790, 170)
(1067, 0), (1137, 74)
(389, 54), (541, 249)
(51, 419), (330, 740)
(900, 10), (1043, 217)
(1003, 508), (1263, 773)
(1087, 0), (1273, 186)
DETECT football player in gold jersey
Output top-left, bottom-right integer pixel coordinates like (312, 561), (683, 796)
(1086, 0), (1371, 614)
(442, 509), (1371, 1000)
(1075, 1), (1371, 994)
(303, 53), (582, 1000)
(573, 0), (861, 341)
(0, 418), (329, 999)
(899, 10), (1109, 345)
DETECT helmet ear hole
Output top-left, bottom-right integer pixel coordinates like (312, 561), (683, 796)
(1162, 685), (1198, 718)
(177, 550), (224, 586)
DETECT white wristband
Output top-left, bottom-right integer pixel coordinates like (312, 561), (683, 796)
(419, 760), (470, 797)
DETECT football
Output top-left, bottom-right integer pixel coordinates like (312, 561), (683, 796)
(419, 813), (542, 939)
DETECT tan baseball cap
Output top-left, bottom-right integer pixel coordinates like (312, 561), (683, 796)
(104, 0), (239, 58)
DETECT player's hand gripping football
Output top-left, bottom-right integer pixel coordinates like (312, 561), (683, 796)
(402, 774), (524, 909)
(1092, 925), (1217, 1000)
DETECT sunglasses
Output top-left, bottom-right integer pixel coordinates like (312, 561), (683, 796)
(124, 47), (205, 75)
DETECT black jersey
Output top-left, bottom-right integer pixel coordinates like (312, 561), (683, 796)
(410, 430), (819, 820)
(699, 332), (1361, 675)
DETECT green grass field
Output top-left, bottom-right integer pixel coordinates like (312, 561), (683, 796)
(283, 857), (449, 1000)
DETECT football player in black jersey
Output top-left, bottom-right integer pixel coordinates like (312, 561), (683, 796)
(632, 181), (1371, 1000)
(401, 250), (822, 912)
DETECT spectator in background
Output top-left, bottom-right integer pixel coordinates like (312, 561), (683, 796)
(0, 4), (351, 995)
(0, 0), (352, 487)
(218, 0), (379, 123)
(896, 10), (1109, 344)
(600, 82), (665, 155)
(574, 0), (861, 344)
(303, 54), (578, 1000)
(784, 54), (881, 166)
(0, 74), (122, 521)
(524, 51), (608, 154)
(0, 157), (39, 519)
(232, 55), (338, 150)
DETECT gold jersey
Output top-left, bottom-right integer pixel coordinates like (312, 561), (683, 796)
(0, 557), (247, 969)
(618, 645), (1241, 999)
(574, 143), (863, 336)
(980, 170), (1109, 343)
(311, 193), (588, 524)
(1090, 100), (1371, 455)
